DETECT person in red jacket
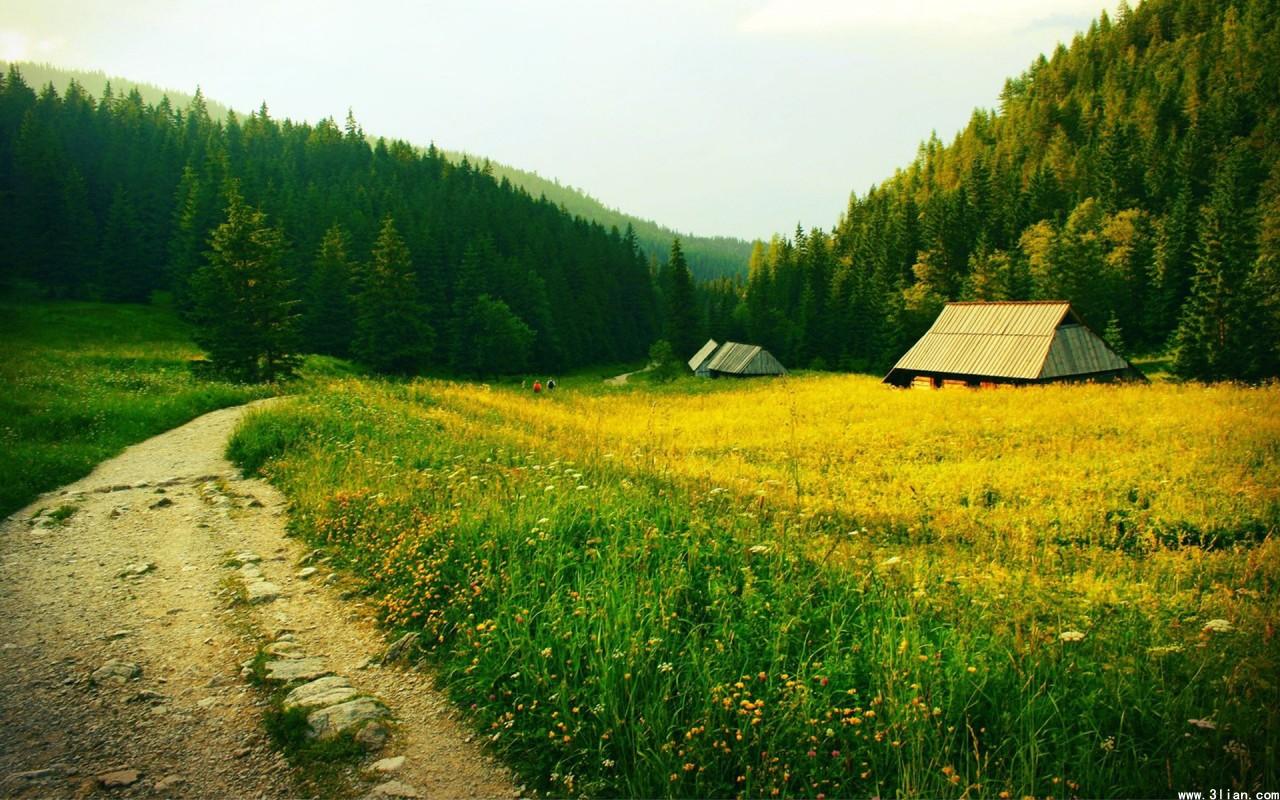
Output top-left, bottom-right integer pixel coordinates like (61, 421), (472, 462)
(532, 380), (542, 394)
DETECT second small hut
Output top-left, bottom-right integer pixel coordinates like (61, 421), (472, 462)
(689, 339), (787, 378)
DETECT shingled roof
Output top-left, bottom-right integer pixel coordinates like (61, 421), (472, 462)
(883, 301), (1142, 385)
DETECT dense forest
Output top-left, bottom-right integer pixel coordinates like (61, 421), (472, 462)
(0, 66), (660, 375)
(3, 61), (752, 282)
(698, 0), (1279, 381)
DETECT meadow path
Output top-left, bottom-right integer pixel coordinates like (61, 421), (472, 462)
(0, 401), (518, 799)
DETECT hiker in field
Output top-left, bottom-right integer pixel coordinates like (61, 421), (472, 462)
(533, 380), (542, 394)
(546, 378), (557, 391)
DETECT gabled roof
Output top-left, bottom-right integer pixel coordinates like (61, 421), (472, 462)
(688, 339), (721, 371)
(705, 341), (787, 375)
(885, 301), (1133, 381)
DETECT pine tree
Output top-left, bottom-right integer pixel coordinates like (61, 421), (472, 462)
(661, 238), (699, 359)
(189, 184), (300, 381)
(302, 225), (355, 357)
(1173, 143), (1263, 380)
(100, 185), (147, 302)
(1103, 312), (1127, 357)
(354, 216), (433, 374)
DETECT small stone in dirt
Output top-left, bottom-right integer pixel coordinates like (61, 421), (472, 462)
(246, 580), (280, 604)
(298, 548), (325, 566)
(105, 629), (131, 640)
(97, 769), (140, 788)
(247, 498), (264, 508)
(382, 632), (420, 664)
(264, 640), (304, 658)
(264, 657), (330, 683)
(366, 780), (421, 798)
(196, 696), (219, 709)
(234, 747), (251, 758)
(296, 566), (318, 579)
(307, 697), (388, 740)
(13, 765), (68, 780)
(370, 756), (405, 774)
(323, 574), (340, 586)
(274, 632), (295, 642)
(130, 689), (165, 703)
(91, 660), (141, 684)
(116, 562), (155, 578)
(108, 506), (128, 519)
(149, 497), (173, 509)
(230, 551), (261, 566)
(154, 774), (183, 791)
(356, 720), (391, 751)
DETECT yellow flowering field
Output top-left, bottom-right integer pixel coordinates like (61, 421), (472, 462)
(230, 374), (1280, 797)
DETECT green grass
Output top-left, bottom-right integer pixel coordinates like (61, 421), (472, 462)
(228, 377), (1280, 798)
(0, 300), (274, 517)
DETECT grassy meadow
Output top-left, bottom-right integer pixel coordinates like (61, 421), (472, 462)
(0, 302), (274, 517)
(229, 374), (1280, 798)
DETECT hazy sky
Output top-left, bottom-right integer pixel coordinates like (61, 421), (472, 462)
(2, 0), (1113, 240)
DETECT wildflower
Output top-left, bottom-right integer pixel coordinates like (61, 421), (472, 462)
(966, 666), (977, 674)
(1202, 619), (1233, 633)
(1059, 630), (1086, 642)
(540, 647), (553, 658)
(748, 544), (771, 554)
(658, 662), (674, 673)
(880, 556), (902, 567)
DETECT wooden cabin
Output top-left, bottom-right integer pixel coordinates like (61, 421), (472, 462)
(883, 301), (1144, 388)
(688, 339), (721, 377)
(689, 339), (787, 378)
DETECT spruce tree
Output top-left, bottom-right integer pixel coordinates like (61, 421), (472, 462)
(661, 237), (699, 359)
(302, 224), (354, 356)
(189, 184), (300, 381)
(354, 216), (434, 374)
(1173, 143), (1262, 380)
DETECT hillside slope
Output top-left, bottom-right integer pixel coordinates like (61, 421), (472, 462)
(4, 61), (752, 281)
(723, 0), (1278, 380)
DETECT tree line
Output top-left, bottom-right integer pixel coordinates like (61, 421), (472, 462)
(0, 68), (658, 378)
(692, 0), (1279, 381)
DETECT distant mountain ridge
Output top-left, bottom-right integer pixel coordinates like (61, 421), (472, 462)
(4, 61), (752, 281)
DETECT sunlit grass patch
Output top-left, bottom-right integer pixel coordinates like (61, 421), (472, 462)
(230, 374), (1280, 797)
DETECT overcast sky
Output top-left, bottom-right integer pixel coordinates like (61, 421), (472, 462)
(2, 0), (1113, 241)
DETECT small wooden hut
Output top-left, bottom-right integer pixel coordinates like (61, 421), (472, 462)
(691, 340), (787, 378)
(883, 301), (1144, 388)
(688, 339), (721, 377)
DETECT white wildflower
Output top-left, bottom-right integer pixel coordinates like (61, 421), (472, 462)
(658, 662), (674, 673)
(1059, 630), (1086, 642)
(1202, 619), (1233, 633)
(748, 544), (771, 554)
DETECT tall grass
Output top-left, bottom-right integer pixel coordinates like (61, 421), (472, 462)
(0, 301), (273, 516)
(229, 376), (1280, 797)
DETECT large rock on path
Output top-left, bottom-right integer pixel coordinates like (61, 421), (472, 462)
(307, 697), (389, 740)
(263, 657), (330, 683)
(283, 676), (358, 710)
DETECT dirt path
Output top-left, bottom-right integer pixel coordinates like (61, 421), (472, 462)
(603, 362), (656, 385)
(0, 402), (518, 799)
